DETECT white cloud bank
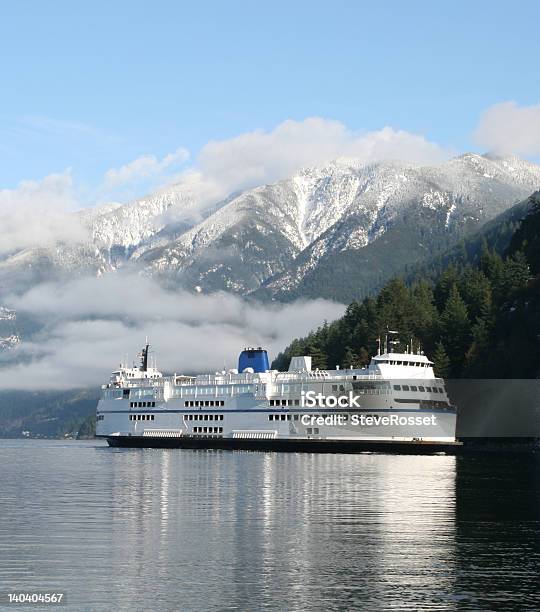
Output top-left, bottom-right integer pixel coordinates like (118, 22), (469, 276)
(0, 274), (345, 390)
(473, 101), (540, 156)
(0, 171), (89, 256)
(104, 147), (189, 188)
(195, 119), (450, 198)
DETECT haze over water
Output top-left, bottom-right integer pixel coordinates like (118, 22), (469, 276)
(0, 440), (539, 611)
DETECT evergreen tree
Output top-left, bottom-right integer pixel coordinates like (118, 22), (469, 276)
(440, 284), (471, 375)
(306, 343), (328, 370)
(434, 265), (459, 311)
(500, 251), (530, 298)
(341, 346), (360, 369)
(432, 342), (451, 378)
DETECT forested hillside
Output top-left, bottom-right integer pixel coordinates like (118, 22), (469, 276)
(272, 193), (540, 379)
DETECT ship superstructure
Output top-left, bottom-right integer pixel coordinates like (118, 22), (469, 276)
(96, 338), (458, 453)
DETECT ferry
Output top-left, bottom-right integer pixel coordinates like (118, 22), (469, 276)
(96, 335), (459, 453)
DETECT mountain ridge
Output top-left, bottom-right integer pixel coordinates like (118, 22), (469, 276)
(1, 153), (539, 302)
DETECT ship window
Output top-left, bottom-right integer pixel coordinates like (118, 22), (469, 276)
(332, 385), (338, 391)
(293, 415), (299, 421)
(269, 415), (273, 421)
(314, 428), (319, 434)
(280, 415), (286, 421)
(393, 385), (401, 391)
(438, 388), (444, 393)
(410, 386), (417, 392)
(184, 401), (188, 406)
(220, 415), (224, 420)
(294, 399), (300, 406)
(281, 400), (287, 406)
(307, 428), (312, 435)
(219, 427), (223, 433)
(418, 386), (425, 392)
(425, 387), (431, 392)
(402, 385), (409, 391)
(270, 400), (274, 406)
(151, 415), (155, 420)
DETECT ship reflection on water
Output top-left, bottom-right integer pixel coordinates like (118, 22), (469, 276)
(0, 441), (539, 610)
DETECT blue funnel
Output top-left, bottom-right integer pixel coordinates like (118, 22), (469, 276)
(238, 347), (269, 373)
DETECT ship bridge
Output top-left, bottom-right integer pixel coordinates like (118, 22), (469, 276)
(369, 352), (435, 379)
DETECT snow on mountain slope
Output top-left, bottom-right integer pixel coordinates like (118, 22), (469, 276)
(259, 154), (540, 298)
(0, 153), (539, 299)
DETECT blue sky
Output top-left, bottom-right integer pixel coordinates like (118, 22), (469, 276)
(1, 0), (539, 196)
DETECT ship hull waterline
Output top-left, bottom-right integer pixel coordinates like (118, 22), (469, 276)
(100, 435), (462, 455)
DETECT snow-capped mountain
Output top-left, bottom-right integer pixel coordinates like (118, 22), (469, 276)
(1, 153), (539, 301)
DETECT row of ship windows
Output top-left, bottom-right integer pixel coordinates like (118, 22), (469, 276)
(193, 427), (223, 434)
(130, 401), (157, 408)
(393, 385), (444, 393)
(270, 399), (301, 406)
(97, 414), (105, 421)
(184, 400), (225, 407)
(269, 414), (377, 422)
(182, 386), (252, 395)
(378, 360), (429, 367)
(184, 414), (224, 421)
(129, 414), (155, 421)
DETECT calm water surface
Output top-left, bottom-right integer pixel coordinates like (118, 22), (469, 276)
(0, 440), (539, 611)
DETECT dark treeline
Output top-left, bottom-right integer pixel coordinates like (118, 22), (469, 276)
(272, 194), (540, 379)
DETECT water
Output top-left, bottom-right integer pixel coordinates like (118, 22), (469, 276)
(0, 440), (539, 611)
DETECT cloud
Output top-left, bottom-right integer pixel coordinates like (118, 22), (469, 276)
(0, 171), (89, 256)
(473, 101), (540, 156)
(0, 274), (345, 389)
(196, 118), (450, 198)
(104, 147), (190, 188)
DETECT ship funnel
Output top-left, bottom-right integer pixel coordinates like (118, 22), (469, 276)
(238, 347), (269, 373)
